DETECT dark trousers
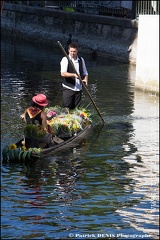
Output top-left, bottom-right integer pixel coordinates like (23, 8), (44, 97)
(62, 88), (82, 109)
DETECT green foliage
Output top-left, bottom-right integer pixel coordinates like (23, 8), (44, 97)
(3, 105), (93, 162)
(51, 122), (60, 135)
(45, 106), (92, 137)
(24, 124), (46, 140)
(45, 105), (69, 115)
(63, 7), (74, 12)
(2, 145), (42, 162)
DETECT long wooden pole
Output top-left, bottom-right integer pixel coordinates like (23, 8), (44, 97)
(57, 41), (104, 124)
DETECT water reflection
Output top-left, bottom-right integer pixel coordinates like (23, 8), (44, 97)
(1, 36), (159, 239)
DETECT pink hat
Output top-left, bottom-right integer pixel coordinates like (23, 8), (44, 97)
(32, 94), (48, 106)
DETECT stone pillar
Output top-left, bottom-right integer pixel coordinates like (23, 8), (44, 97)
(135, 15), (159, 94)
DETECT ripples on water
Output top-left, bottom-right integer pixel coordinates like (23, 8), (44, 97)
(1, 36), (159, 239)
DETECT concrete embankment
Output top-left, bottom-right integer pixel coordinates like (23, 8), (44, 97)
(1, 3), (138, 64)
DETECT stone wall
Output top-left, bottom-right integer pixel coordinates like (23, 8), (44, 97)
(1, 3), (138, 64)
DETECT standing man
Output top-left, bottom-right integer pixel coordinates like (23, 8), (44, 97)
(60, 43), (88, 109)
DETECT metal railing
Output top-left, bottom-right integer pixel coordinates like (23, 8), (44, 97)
(136, 1), (159, 16)
(47, 1), (133, 18)
(5, 1), (160, 19)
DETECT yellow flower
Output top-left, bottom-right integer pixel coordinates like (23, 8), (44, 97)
(22, 146), (26, 151)
(80, 112), (88, 118)
(32, 147), (42, 155)
(72, 123), (79, 131)
(36, 148), (41, 153)
(47, 106), (91, 133)
(8, 144), (17, 150)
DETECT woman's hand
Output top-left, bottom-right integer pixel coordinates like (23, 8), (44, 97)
(20, 113), (24, 119)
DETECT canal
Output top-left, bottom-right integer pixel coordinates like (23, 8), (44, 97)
(1, 36), (159, 239)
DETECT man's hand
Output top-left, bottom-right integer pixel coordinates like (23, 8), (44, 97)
(82, 79), (88, 86)
(74, 73), (79, 78)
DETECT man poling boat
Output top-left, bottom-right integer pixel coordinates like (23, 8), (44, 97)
(57, 41), (104, 124)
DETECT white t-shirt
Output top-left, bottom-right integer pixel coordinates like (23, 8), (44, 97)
(60, 55), (88, 91)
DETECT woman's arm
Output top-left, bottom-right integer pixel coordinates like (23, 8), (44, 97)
(41, 111), (48, 132)
(20, 110), (27, 123)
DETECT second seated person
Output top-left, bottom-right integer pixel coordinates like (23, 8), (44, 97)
(60, 42), (88, 110)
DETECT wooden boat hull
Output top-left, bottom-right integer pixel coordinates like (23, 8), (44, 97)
(2, 124), (92, 162)
(40, 124), (92, 155)
(2, 106), (94, 162)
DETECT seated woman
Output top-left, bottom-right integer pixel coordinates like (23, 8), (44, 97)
(21, 93), (53, 147)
